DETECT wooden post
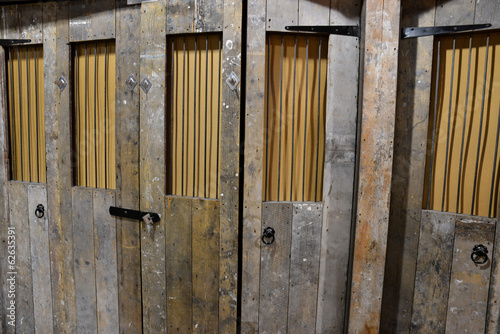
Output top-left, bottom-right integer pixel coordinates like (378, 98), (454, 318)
(348, 0), (401, 332)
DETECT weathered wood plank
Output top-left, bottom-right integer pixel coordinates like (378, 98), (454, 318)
(259, 203), (293, 334)
(28, 184), (53, 333)
(474, 0), (499, 26)
(167, 0), (194, 34)
(488, 207), (500, 333)
(19, 4), (43, 44)
(435, 0), (475, 25)
(299, 0), (330, 26)
(165, 196), (193, 332)
(1, 5), (20, 40)
(90, 0), (115, 40)
(219, 0), (242, 332)
(410, 211), (455, 333)
(445, 219), (494, 334)
(241, 0), (266, 331)
(380, 1), (436, 333)
(139, 1), (167, 332)
(316, 2), (361, 332)
(192, 198), (220, 332)
(8, 181), (34, 332)
(266, 0), (298, 32)
(44, 3), (77, 332)
(72, 187), (97, 333)
(348, 0), (401, 331)
(93, 189), (119, 333)
(69, 0), (90, 42)
(194, 0), (223, 32)
(115, 1), (142, 332)
(288, 203), (322, 333)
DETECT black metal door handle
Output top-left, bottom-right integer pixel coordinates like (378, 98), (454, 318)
(35, 204), (45, 218)
(471, 244), (488, 264)
(262, 227), (275, 245)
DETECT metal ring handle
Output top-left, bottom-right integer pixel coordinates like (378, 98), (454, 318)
(35, 204), (45, 218)
(262, 226), (275, 245)
(471, 244), (488, 265)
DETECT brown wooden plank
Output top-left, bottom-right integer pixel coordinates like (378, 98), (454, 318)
(28, 184), (53, 333)
(445, 219), (495, 334)
(299, 0), (330, 26)
(93, 189), (119, 333)
(241, 0), (266, 331)
(316, 2), (361, 332)
(69, 0), (90, 42)
(259, 202), (293, 333)
(192, 198), (220, 333)
(114, 1), (142, 332)
(435, 0), (475, 25)
(165, 196), (193, 332)
(139, 1), (167, 332)
(266, 0), (298, 32)
(167, 0), (194, 34)
(288, 203), (322, 333)
(44, 3), (77, 332)
(410, 211), (455, 333)
(72, 187), (98, 333)
(8, 181), (34, 332)
(348, 0), (401, 332)
(194, 0), (223, 32)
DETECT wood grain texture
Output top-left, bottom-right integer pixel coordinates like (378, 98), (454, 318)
(348, 0), (401, 332)
(44, 3), (77, 332)
(192, 198), (220, 333)
(241, 0), (266, 331)
(114, 1), (142, 332)
(435, 0), (475, 25)
(139, 1), (167, 332)
(72, 187), (97, 333)
(167, 0), (194, 34)
(194, 0), (223, 32)
(28, 184), (53, 333)
(69, 0), (115, 42)
(380, 1), (436, 333)
(219, 0), (241, 332)
(266, 0), (298, 32)
(165, 196), (193, 332)
(93, 189), (119, 333)
(288, 203), (322, 333)
(410, 211), (455, 333)
(8, 181), (34, 332)
(445, 219), (494, 334)
(259, 203), (293, 334)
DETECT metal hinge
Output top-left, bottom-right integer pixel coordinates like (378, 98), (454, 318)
(401, 23), (491, 39)
(0, 39), (31, 46)
(109, 206), (161, 224)
(285, 25), (360, 37)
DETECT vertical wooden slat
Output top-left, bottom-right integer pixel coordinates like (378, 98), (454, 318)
(266, 0), (298, 32)
(219, 0), (241, 332)
(488, 202), (500, 333)
(167, 0), (195, 34)
(8, 182), (34, 332)
(165, 196), (193, 332)
(194, 0), (223, 31)
(93, 189), (119, 333)
(445, 219), (494, 334)
(435, 0), (475, 25)
(28, 184), (53, 333)
(72, 187), (97, 333)
(410, 211), (455, 333)
(139, 1), (167, 332)
(259, 203), (293, 334)
(115, 1), (142, 332)
(192, 198), (220, 332)
(298, 0), (330, 25)
(288, 203), (322, 333)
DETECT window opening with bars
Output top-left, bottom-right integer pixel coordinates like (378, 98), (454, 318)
(73, 41), (116, 189)
(424, 31), (500, 218)
(166, 33), (222, 199)
(6, 45), (45, 183)
(263, 33), (328, 202)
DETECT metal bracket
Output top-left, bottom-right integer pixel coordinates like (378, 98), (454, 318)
(285, 25), (360, 37)
(401, 23), (491, 39)
(226, 71), (240, 91)
(109, 206), (161, 223)
(140, 77), (152, 94)
(126, 74), (138, 91)
(0, 39), (31, 46)
(56, 76), (68, 91)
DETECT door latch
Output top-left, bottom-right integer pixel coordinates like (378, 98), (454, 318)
(109, 206), (161, 224)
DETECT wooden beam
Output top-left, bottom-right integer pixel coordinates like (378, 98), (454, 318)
(348, 0), (401, 332)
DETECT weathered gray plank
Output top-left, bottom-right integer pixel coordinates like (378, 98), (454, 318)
(72, 187), (97, 333)
(474, 0), (499, 25)
(445, 219), (494, 334)
(192, 198), (220, 333)
(19, 4), (43, 43)
(69, 0), (90, 42)
(488, 206), (500, 333)
(165, 196), (193, 332)
(259, 203), (293, 334)
(8, 182), (34, 332)
(241, 0), (266, 331)
(115, 1), (142, 332)
(93, 189), (119, 333)
(435, 0), (475, 25)
(266, 0), (298, 31)
(410, 211), (456, 333)
(140, 1), (167, 332)
(167, 0), (194, 34)
(1, 5), (20, 40)
(299, 0), (330, 26)
(194, 0), (223, 32)
(288, 203), (322, 333)
(69, 0), (115, 42)
(28, 184), (53, 333)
